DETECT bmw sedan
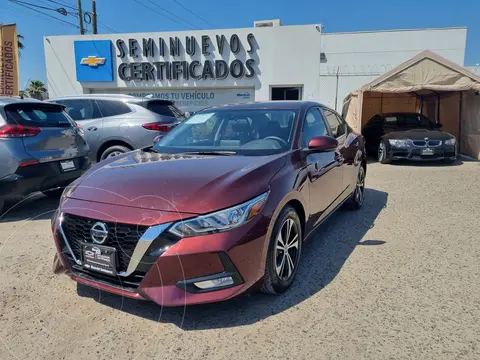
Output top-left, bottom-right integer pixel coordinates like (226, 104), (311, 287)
(51, 101), (367, 306)
(362, 112), (457, 164)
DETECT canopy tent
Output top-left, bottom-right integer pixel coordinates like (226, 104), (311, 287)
(343, 50), (480, 159)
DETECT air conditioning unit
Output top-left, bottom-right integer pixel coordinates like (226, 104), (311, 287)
(254, 19), (281, 28)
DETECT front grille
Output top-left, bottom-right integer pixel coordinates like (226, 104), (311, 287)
(62, 214), (149, 273)
(412, 140), (442, 147)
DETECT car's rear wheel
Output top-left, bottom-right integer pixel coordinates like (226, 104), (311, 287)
(378, 140), (391, 164)
(346, 165), (366, 210)
(99, 145), (131, 161)
(261, 206), (302, 295)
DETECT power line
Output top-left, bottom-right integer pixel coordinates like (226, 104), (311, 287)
(132, 0), (196, 30)
(47, 0), (78, 11)
(9, 0), (69, 15)
(97, 20), (118, 33)
(171, 0), (214, 28)
(145, 0), (201, 29)
(8, 1), (81, 30)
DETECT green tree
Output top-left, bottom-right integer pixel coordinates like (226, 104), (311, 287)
(17, 33), (24, 56)
(19, 90), (28, 98)
(26, 80), (47, 100)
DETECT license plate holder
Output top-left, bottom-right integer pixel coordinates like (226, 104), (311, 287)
(82, 244), (117, 276)
(421, 148), (434, 155)
(60, 160), (76, 172)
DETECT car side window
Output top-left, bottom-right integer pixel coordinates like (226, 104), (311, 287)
(59, 99), (96, 121)
(96, 100), (132, 118)
(301, 108), (328, 147)
(322, 108), (346, 138)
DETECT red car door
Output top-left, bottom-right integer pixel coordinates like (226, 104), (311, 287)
(301, 107), (343, 226)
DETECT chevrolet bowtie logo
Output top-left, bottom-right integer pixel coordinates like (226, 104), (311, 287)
(80, 56), (106, 67)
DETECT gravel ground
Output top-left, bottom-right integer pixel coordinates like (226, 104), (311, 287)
(0, 160), (479, 360)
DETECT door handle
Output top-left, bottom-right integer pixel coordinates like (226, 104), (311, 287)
(87, 126), (98, 131)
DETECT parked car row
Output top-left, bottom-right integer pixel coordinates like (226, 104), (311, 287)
(0, 95), (186, 213)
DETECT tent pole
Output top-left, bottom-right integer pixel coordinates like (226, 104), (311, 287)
(458, 92), (463, 154)
(437, 93), (441, 124)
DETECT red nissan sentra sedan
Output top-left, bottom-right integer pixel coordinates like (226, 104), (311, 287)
(51, 101), (366, 306)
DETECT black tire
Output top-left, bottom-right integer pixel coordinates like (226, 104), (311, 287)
(99, 145), (131, 161)
(345, 165), (366, 210)
(444, 158), (456, 165)
(378, 140), (391, 164)
(0, 199), (4, 214)
(43, 188), (64, 197)
(261, 206), (302, 295)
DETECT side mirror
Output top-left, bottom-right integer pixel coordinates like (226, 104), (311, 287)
(435, 123), (443, 129)
(306, 136), (338, 153)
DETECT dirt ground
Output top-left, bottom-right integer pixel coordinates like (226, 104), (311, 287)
(0, 160), (479, 360)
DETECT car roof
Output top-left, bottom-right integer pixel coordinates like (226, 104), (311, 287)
(0, 97), (51, 108)
(49, 94), (175, 105)
(202, 101), (327, 111)
(49, 94), (136, 101)
(379, 112), (423, 117)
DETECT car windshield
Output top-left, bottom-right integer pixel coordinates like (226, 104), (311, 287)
(153, 109), (298, 156)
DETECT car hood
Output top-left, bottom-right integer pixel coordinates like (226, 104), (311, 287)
(383, 129), (454, 141)
(67, 150), (286, 214)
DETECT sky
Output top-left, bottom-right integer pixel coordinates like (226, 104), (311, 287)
(1, 0), (479, 89)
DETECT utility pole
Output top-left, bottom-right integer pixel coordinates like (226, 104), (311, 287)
(92, 0), (98, 34)
(77, 0), (85, 35)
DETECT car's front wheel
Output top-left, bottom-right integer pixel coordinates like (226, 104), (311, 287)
(378, 140), (391, 164)
(261, 206), (302, 295)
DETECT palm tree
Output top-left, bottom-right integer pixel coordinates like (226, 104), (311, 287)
(26, 80), (47, 100)
(19, 90), (28, 98)
(17, 33), (24, 56)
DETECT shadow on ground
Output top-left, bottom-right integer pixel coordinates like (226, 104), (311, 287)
(367, 156), (464, 167)
(0, 192), (60, 223)
(77, 188), (388, 330)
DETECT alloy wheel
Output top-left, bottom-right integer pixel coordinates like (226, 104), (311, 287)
(355, 167), (365, 205)
(107, 151), (123, 158)
(378, 142), (385, 162)
(275, 218), (300, 281)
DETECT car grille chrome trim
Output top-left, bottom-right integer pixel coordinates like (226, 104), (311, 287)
(58, 213), (81, 265)
(412, 140), (442, 147)
(58, 212), (172, 277)
(118, 222), (172, 277)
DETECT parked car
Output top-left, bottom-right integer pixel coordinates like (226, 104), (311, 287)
(362, 112), (457, 164)
(51, 101), (366, 306)
(48, 95), (185, 162)
(0, 98), (91, 213)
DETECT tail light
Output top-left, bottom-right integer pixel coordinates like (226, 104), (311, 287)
(0, 124), (41, 138)
(76, 123), (84, 136)
(20, 159), (40, 167)
(142, 122), (178, 132)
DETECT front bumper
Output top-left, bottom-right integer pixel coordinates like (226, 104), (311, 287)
(52, 198), (270, 306)
(389, 145), (456, 161)
(0, 156), (91, 200)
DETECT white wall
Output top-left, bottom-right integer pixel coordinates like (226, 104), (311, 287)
(44, 24), (323, 104)
(320, 28), (467, 111)
(44, 25), (468, 112)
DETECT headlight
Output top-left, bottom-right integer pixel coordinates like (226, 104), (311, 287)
(388, 139), (409, 147)
(168, 192), (269, 238)
(445, 138), (456, 146)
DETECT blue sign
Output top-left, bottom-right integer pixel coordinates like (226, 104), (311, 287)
(74, 40), (113, 82)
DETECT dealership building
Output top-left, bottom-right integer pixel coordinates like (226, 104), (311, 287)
(44, 20), (467, 112)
